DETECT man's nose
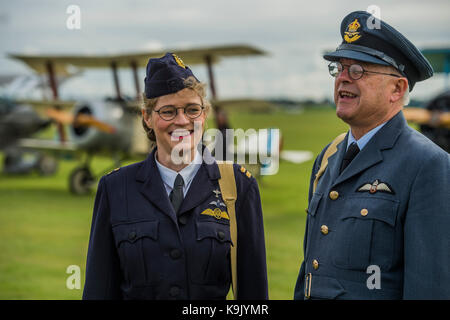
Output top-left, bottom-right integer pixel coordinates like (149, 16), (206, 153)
(336, 65), (352, 82)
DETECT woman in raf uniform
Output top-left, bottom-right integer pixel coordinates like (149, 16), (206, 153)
(82, 53), (268, 300)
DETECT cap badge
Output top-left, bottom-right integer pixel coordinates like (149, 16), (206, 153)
(344, 18), (361, 43)
(172, 53), (186, 69)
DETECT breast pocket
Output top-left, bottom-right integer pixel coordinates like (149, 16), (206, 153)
(192, 221), (232, 285)
(332, 196), (399, 271)
(112, 220), (159, 285)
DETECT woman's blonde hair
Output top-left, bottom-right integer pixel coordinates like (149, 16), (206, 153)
(141, 76), (211, 141)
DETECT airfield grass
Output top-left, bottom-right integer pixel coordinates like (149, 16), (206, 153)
(0, 106), (348, 300)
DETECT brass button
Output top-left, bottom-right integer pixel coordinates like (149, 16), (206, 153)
(170, 249), (182, 259)
(320, 225), (329, 235)
(360, 208), (368, 216)
(169, 286), (180, 297)
(128, 231), (137, 241)
(178, 216), (187, 225)
(329, 190), (339, 200)
(312, 259), (319, 270)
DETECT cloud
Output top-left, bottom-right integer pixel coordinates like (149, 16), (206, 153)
(1, 0), (449, 101)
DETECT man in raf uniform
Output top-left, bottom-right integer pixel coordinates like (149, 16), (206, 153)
(294, 11), (450, 299)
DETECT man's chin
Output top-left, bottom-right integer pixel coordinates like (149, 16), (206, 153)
(336, 105), (355, 122)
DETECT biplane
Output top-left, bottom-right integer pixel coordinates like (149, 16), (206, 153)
(0, 96), (58, 175)
(6, 44), (312, 194)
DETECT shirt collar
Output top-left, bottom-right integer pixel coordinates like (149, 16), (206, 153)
(347, 122), (387, 151)
(155, 151), (202, 189)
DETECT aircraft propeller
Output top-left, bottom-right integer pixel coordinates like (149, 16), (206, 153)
(45, 108), (117, 134)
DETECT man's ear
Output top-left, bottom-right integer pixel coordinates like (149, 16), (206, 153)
(142, 109), (152, 128)
(390, 77), (408, 104)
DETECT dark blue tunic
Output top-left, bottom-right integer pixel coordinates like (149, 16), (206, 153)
(83, 149), (268, 300)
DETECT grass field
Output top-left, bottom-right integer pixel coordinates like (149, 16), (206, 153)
(0, 106), (348, 299)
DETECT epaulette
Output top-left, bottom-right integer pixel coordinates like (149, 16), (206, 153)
(106, 167), (120, 175)
(239, 166), (252, 178)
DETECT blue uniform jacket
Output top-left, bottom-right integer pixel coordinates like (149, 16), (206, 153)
(83, 148), (268, 300)
(294, 111), (450, 299)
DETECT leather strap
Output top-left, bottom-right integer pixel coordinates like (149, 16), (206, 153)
(217, 161), (238, 299)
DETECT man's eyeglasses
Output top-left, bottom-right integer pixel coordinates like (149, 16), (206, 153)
(328, 61), (402, 80)
(153, 104), (204, 121)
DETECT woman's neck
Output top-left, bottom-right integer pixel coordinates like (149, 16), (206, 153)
(155, 149), (196, 172)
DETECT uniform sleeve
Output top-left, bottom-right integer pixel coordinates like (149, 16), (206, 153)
(235, 178), (268, 299)
(403, 151), (450, 299)
(83, 177), (123, 299)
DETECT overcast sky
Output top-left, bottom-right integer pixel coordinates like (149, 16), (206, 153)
(1, 0), (449, 102)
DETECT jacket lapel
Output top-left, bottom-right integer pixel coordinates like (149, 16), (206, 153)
(326, 133), (349, 186)
(136, 149), (178, 223)
(334, 139), (383, 186)
(333, 111), (406, 186)
(136, 146), (221, 220)
(178, 148), (220, 215)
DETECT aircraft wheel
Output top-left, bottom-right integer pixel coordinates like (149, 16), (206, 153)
(37, 155), (58, 176)
(69, 167), (95, 195)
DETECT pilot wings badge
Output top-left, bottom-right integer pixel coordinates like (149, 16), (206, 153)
(209, 200), (227, 208)
(357, 179), (395, 194)
(201, 208), (229, 220)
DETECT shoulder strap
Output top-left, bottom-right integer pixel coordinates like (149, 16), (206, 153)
(312, 133), (346, 193)
(217, 161), (238, 300)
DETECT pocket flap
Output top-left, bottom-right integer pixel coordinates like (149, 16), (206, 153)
(196, 221), (231, 243)
(342, 196), (399, 226)
(113, 220), (159, 246)
(310, 274), (346, 299)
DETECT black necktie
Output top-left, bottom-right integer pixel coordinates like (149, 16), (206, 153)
(169, 174), (184, 214)
(340, 142), (360, 174)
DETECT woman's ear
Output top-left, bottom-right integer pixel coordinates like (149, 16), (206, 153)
(390, 77), (408, 104)
(142, 109), (152, 128)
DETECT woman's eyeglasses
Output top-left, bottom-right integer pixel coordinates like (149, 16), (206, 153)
(153, 104), (204, 121)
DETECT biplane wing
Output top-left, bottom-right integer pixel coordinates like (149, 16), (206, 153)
(8, 44), (266, 104)
(8, 44), (266, 74)
(15, 99), (77, 111)
(17, 138), (77, 152)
